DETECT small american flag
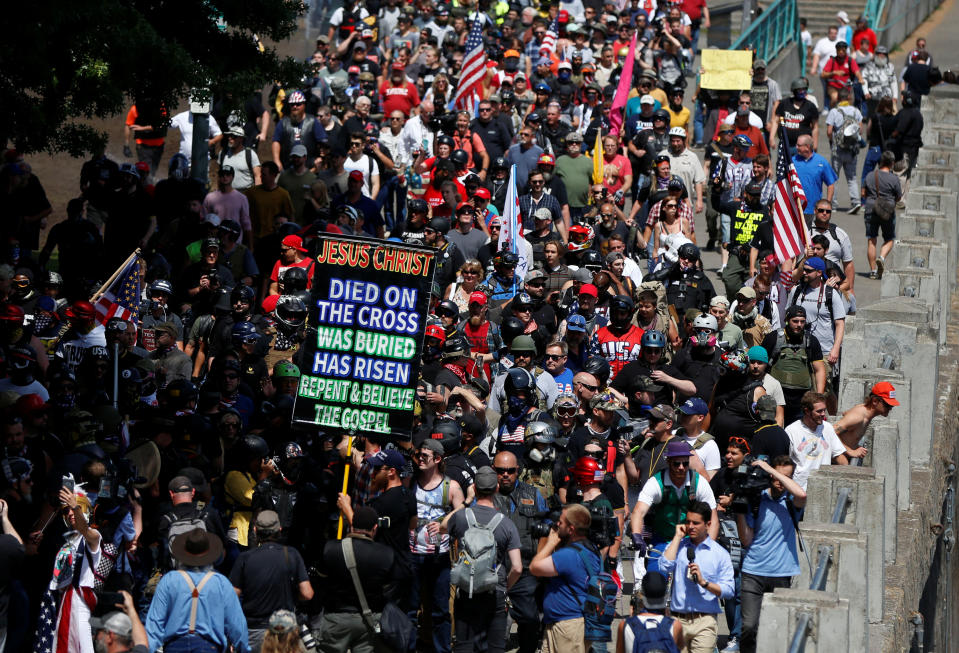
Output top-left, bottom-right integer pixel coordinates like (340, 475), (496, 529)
(453, 17), (487, 111)
(94, 256), (142, 327)
(540, 16), (559, 57)
(772, 127), (808, 263)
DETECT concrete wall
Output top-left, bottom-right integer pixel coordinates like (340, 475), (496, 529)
(766, 42), (803, 91)
(756, 88), (959, 652)
(876, 0), (945, 50)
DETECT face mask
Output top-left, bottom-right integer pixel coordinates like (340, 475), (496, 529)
(529, 446), (555, 463)
(692, 330), (717, 348)
(558, 70), (571, 81)
(507, 394), (528, 417)
(794, 90), (807, 99)
(541, 170), (553, 182)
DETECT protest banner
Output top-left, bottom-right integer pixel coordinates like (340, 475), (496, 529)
(701, 50), (754, 90)
(292, 234), (436, 440)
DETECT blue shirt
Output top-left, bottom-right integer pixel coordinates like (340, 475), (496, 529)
(507, 143), (545, 190)
(543, 543), (600, 623)
(792, 153), (838, 214)
(741, 490), (801, 577)
(551, 367), (575, 395)
(146, 568), (249, 653)
(658, 537), (735, 614)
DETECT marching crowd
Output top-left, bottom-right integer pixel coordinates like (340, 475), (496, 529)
(0, 1), (932, 653)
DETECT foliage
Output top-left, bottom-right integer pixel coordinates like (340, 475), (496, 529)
(1, 0), (307, 156)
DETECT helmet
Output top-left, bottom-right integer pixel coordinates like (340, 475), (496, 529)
(65, 300), (95, 322)
(240, 434), (270, 460)
(219, 219), (242, 241)
(286, 90), (306, 104)
(525, 421), (557, 444)
(510, 292), (534, 311)
(281, 266), (309, 292)
(583, 356), (611, 386)
(500, 316), (525, 346)
(653, 109), (670, 123)
(450, 149), (469, 168)
(16, 393), (46, 418)
(442, 335), (471, 359)
(0, 304), (25, 324)
(149, 279), (174, 296)
(437, 299), (459, 317)
(492, 156), (509, 171)
(790, 77), (809, 92)
(568, 224), (594, 252)
(669, 126), (687, 138)
(526, 112), (542, 124)
(408, 198), (429, 214)
(231, 285), (255, 305)
(165, 379), (198, 406)
(692, 314), (719, 331)
(493, 251), (519, 267)
(274, 296), (308, 329)
(677, 243), (700, 261)
(428, 216), (451, 233)
(436, 134), (455, 149)
(430, 418), (463, 455)
(1, 456), (33, 484)
(44, 271), (63, 289)
(273, 360), (301, 379)
(231, 321), (260, 346)
(169, 153), (190, 180)
(733, 135), (753, 149)
(534, 82), (552, 93)
(570, 456), (604, 487)
(609, 294), (634, 313)
(744, 181), (764, 197)
(537, 153), (556, 167)
(641, 330), (667, 349)
(336, 205), (359, 224)
(505, 367), (537, 397)
(579, 249), (603, 270)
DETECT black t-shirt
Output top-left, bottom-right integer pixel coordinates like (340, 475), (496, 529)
(230, 542), (310, 628)
(565, 477), (626, 511)
(671, 345), (722, 402)
(370, 485), (417, 564)
(444, 453), (476, 496)
(320, 536), (407, 612)
(775, 98), (819, 145)
(750, 422), (791, 459)
(611, 359), (689, 405)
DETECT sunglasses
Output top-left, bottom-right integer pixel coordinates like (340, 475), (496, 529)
(669, 459), (689, 468)
(802, 268), (818, 274)
(816, 208), (832, 214)
(545, 353), (566, 360)
(416, 452), (436, 460)
(665, 203), (678, 209)
(479, 107), (492, 112)
(576, 381), (599, 392)
(527, 281), (546, 288)
(462, 270), (480, 276)
(494, 466), (518, 475)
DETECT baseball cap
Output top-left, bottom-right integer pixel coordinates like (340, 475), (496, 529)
(566, 131), (583, 142)
(290, 144), (308, 157)
(579, 283), (598, 298)
(805, 256), (826, 272)
(282, 235), (307, 253)
(219, 164), (235, 175)
(640, 94), (655, 105)
(504, 49), (521, 58)
(649, 404), (676, 422)
(589, 391), (624, 411)
(630, 375), (663, 393)
(425, 324), (446, 343)
(469, 291), (488, 306)
(573, 268), (592, 283)
(566, 314), (587, 332)
(368, 449), (406, 469)
(475, 466), (499, 492)
(348, 170), (365, 182)
(737, 287), (757, 300)
(755, 394), (778, 420)
(871, 381), (900, 406)
(640, 571), (668, 610)
(168, 475), (194, 493)
(677, 397), (709, 415)
(525, 269), (547, 283)
(90, 612), (133, 639)
(420, 439), (444, 456)
(752, 59), (767, 69)
(710, 295), (730, 309)
(391, 61), (405, 71)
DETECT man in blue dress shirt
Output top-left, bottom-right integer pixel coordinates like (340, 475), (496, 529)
(792, 134), (838, 217)
(659, 501), (735, 653)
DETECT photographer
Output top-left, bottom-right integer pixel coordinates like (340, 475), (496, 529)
(734, 456), (807, 653)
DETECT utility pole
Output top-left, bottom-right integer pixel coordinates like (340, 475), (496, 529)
(741, 0), (758, 33)
(189, 92), (211, 186)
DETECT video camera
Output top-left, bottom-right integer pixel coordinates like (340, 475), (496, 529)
(612, 409), (650, 447)
(430, 108), (457, 135)
(98, 458), (143, 503)
(530, 509), (562, 539)
(728, 455), (771, 515)
(587, 502), (619, 549)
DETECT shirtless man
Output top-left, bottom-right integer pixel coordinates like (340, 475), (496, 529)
(832, 381), (898, 453)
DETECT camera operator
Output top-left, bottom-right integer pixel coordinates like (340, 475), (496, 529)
(630, 441), (718, 574)
(492, 451), (549, 653)
(734, 456), (807, 653)
(659, 502), (735, 653)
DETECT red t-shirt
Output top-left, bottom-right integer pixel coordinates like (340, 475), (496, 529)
(823, 56), (860, 89)
(732, 125), (769, 158)
(379, 81), (421, 117)
(681, 0), (707, 21)
(595, 324), (645, 377)
(270, 256), (316, 285)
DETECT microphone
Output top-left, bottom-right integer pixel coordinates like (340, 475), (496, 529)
(686, 542), (699, 585)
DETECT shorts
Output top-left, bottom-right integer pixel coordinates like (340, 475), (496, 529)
(720, 214), (731, 243)
(864, 210), (895, 240)
(542, 618), (585, 653)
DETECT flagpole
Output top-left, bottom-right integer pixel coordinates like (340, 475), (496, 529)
(90, 248), (142, 304)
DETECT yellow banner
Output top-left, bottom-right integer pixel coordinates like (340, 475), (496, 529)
(701, 50), (754, 90)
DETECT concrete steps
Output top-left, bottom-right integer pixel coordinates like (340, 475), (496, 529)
(796, 0), (868, 45)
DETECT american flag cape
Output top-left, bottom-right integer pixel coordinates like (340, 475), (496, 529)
(94, 255), (142, 327)
(453, 17), (487, 111)
(772, 126), (809, 263)
(540, 16), (559, 57)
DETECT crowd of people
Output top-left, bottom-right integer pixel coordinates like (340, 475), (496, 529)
(0, 1), (934, 653)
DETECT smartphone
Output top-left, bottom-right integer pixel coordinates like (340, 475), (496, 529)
(98, 476), (114, 499)
(100, 592), (124, 608)
(62, 474), (75, 493)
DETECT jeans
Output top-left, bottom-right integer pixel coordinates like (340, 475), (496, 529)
(409, 553), (452, 653)
(376, 174), (407, 232)
(740, 573), (793, 653)
(724, 571), (743, 640)
(163, 634), (222, 653)
(861, 145), (882, 186)
(693, 98), (706, 145)
(830, 148), (861, 207)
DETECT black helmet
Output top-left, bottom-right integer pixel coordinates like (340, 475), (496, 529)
(443, 335), (471, 359)
(653, 108), (670, 123)
(500, 316), (525, 345)
(149, 279), (174, 296)
(428, 216), (451, 233)
(499, 89), (515, 105)
(437, 299), (459, 317)
(505, 367), (537, 397)
(609, 294), (634, 313)
(231, 284), (255, 305)
(409, 198), (429, 214)
(790, 77), (809, 92)
(281, 266), (309, 292)
(274, 295), (308, 329)
(450, 149), (469, 168)
(580, 249), (603, 270)
(231, 321), (260, 346)
(436, 134), (455, 148)
(430, 418), (463, 455)
(744, 181), (764, 197)
(240, 434), (269, 460)
(492, 156), (509, 171)
(677, 242), (701, 261)
(583, 356), (611, 386)
(165, 379), (199, 406)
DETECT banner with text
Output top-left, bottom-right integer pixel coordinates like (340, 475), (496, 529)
(292, 235), (436, 440)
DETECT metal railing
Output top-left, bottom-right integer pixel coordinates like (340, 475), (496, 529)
(786, 486), (853, 653)
(730, 0), (805, 71)
(866, 0), (946, 33)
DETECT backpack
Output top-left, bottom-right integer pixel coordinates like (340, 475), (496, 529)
(838, 109), (861, 150)
(627, 615), (681, 653)
(218, 146), (254, 178)
(769, 329), (814, 390)
(450, 508), (505, 598)
(165, 508), (208, 568)
(788, 282), (835, 325)
(572, 542), (618, 641)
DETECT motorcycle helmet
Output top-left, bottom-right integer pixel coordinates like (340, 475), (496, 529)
(231, 284), (255, 306)
(240, 434), (270, 461)
(500, 316), (525, 347)
(579, 248), (603, 270)
(583, 356), (611, 386)
(568, 224), (595, 252)
(231, 321), (260, 347)
(274, 296), (308, 330)
(281, 266), (309, 292)
(442, 335), (471, 359)
(430, 418), (463, 456)
(450, 149), (469, 169)
(428, 216), (451, 233)
(569, 456), (604, 487)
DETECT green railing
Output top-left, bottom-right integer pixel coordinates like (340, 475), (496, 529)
(863, 0), (887, 28)
(730, 0), (805, 71)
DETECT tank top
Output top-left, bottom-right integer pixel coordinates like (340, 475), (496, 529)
(412, 477), (451, 554)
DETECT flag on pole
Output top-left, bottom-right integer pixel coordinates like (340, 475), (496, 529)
(772, 127), (809, 264)
(592, 129), (604, 185)
(453, 17), (487, 111)
(540, 16), (559, 57)
(94, 256), (142, 327)
(609, 31), (638, 136)
(497, 165), (528, 290)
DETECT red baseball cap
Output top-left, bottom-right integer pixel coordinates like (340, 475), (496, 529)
(348, 170), (365, 182)
(871, 381), (900, 406)
(391, 61), (405, 71)
(558, 9), (570, 22)
(473, 187), (491, 200)
(281, 235), (307, 253)
(425, 324), (447, 343)
(578, 283), (598, 298)
(469, 291), (488, 306)
(763, 254), (779, 267)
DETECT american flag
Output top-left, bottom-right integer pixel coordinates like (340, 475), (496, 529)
(540, 16), (559, 57)
(772, 127), (808, 264)
(453, 17), (487, 111)
(94, 256), (142, 327)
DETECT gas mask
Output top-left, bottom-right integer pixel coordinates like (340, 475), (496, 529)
(423, 345), (441, 363)
(529, 445), (555, 463)
(692, 329), (717, 348)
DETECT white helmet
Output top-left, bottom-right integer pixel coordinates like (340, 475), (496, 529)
(669, 126), (687, 138)
(692, 314), (719, 331)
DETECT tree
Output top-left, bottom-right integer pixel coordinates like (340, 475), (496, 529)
(1, 0), (308, 156)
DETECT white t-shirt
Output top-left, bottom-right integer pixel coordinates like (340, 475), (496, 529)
(785, 419), (845, 489)
(761, 373), (786, 406)
(812, 36), (840, 72)
(220, 148), (261, 191)
(684, 434), (722, 472)
(343, 154), (378, 197)
(623, 614), (672, 651)
(170, 111), (222, 159)
(638, 470), (717, 508)
(721, 111), (765, 129)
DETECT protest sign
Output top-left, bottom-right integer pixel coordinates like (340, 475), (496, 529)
(701, 50), (754, 90)
(292, 234), (436, 440)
